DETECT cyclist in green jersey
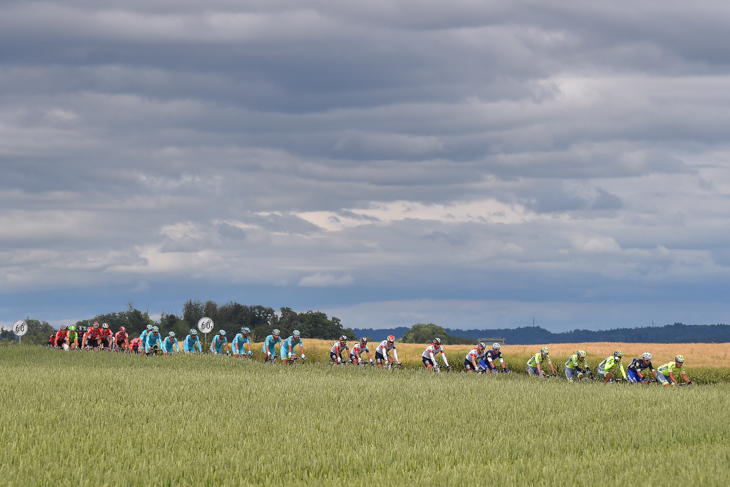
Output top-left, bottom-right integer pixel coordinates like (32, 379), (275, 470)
(564, 350), (590, 381)
(67, 326), (79, 349)
(656, 355), (692, 386)
(527, 347), (556, 377)
(597, 351), (626, 383)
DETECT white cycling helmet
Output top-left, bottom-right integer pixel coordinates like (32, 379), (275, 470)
(492, 343), (501, 350)
(169, 331), (175, 337)
(540, 347), (549, 355)
(642, 352), (652, 361)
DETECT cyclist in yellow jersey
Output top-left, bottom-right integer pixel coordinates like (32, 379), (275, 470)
(597, 351), (626, 383)
(656, 355), (692, 386)
(526, 347), (556, 377)
(564, 350), (590, 381)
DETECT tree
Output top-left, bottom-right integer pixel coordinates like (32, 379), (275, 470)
(401, 323), (476, 345)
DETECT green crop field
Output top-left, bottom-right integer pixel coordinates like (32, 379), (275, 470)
(2, 346), (729, 486)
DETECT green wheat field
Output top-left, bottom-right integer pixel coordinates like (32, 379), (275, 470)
(1, 346), (729, 486)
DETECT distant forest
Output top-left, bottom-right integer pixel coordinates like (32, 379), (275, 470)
(353, 323), (730, 344)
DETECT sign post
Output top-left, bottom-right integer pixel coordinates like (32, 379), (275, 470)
(197, 317), (214, 353)
(13, 320), (28, 346)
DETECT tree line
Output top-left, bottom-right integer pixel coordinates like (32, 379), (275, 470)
(353, 323), (730, 344)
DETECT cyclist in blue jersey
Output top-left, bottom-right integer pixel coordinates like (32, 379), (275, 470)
(183, 329), (203, 353)
(232, 327), (252, 358)
(162, 331), (180, 355)
(280, 330), (305, 365)
(139, 324), (153, 350)
(263, 329), (282, 363)
(145, 326), (163, 355)
(210, 330), (229, 355)
(627, 352), (657, 384)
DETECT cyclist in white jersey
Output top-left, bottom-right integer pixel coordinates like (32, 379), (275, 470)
(349, 338), (373, 365)
(330, 336), (349, 364)
(375, 335), (401, 369)
(422, 338), (451, 371)
(464, 342), (486, 373)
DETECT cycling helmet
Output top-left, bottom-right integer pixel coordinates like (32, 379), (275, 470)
(60, 325), (67, 331)
(153, 326), (159, 332)
(93, 322), (99, 328)
(339, 335), (347, 342)
(242, 327), (250, 334)
(190, 329), (198, 335)
(477, 342), (486, 351)
(613, 350), (623, 357)
(360, 337), (368, 344)
(119, 326), (126, 333)
(146, 324), (153, 330)
(69, 326), (76, 332)
(169, 331), (175, 337)
(272, 329), (280, 336)
(675, 355), (685, 363)
(577, 350), (587, 358)
(219, 330), (226, 336)
(433, 338), (442, 345)
(102, 323), (109, 329)
(387, 335), (395, 343)
(642, 352), (652, 361)
(293, 330), (300, 337)
(540, 347), (549, 355)
(492, 343), (501, 350)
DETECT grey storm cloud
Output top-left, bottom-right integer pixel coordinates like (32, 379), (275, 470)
(2, 0), (730, 330)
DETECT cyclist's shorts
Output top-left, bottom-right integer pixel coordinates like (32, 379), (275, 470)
(464, 359), (476, 371)
(87, 338), (99, 348)
(596, 367), (609, 379)
(626, 369), (642, 383)
(526, 365), (539, 376)
(263, 345), (276, 356)
(375, 351), (386, 364)
(565, 367), (582, 381)
(656, 372), (673, 385)
(422, 357), (434, 367)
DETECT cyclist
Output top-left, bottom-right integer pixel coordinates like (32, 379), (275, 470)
(114, 326), (129, 351)
(183, 329), (203, 353)
(564, 350), (590, 381)
(656, 355), (692, 386)
(263, 329), (282, 363)
(84, 322), (102, 349)
(139, 324), (153, 350)
(99, 323), (114, 350)
(210, 330), (229, 355)
(162, 332), (180, 355)
(145, 326), (163, 355)
(375, 335), (401, 369)
(350, 337), (373, 365)
(527, 347), (556, 377)
(627, 352), (657, 384)
(67, 325), (79, 349)
(464, 342), (486, 373)
(482, 343), (508, 373)
(330, 336), (349, 365)
(53, 325), (69, 349)
(422, 338), (451, 371)
(232, 327), (253, 358)
(129, 337), (142, 354)
(597, 351), (627, 383)
(281, 330), (305, 365)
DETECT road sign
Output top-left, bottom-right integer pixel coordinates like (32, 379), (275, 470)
(13, 320), (28, 336)
(197, 317), (214, 334)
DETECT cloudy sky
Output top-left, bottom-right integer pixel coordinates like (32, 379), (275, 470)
(2, 1), (730, 332)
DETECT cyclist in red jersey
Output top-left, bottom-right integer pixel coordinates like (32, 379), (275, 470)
(114, 326), (129, 351)
(99, 323), (114, 349)
(85, 321), (101, 349)
(53, 325), (69, 348)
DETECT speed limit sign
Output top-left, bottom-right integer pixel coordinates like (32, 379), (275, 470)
(197, 317), (214, 334)
(13, 320), (28, 336)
